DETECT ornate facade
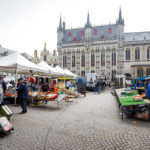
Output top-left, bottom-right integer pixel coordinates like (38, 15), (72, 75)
(32, 43), (58, 67)
(57, 9), (150, 80)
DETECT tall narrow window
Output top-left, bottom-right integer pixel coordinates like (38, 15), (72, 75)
(146, 68), (150, 76)
(137, 68), (143, 77)
(81, 54), (85, 67)
(135, 48), (140, 60)
(81, 71), (85, 76)
(112, 52), (116, 66)
(44, 55), (47, 61)
(72, 55), (75, 67)
(101, 52), (105, 66)
(147, 47), (150, 59)
(91, 54), (95, 66)
(63, 56), (67, 68)
(112, 70), (116, 80)
(126, 49), (130, 60)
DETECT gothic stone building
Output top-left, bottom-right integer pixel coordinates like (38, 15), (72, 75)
(57, 9), (150, 80)
(32, 43), (58, 67)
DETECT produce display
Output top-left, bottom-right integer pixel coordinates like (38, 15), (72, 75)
(4, 89), (16, 98)
(60, 88), (78, 97)
(115, 88), (150, 120)
(28, 91), (58, 101)
(133, 95), (143, 101)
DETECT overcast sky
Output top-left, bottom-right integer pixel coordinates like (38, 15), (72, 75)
(0, 0), (150, 56)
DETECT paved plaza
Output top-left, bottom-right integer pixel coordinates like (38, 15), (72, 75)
(0, 87), (150, 150)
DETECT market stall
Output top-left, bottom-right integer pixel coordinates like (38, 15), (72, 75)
(28, 91), (66, 108)
(0, 52), (47, 104)
(115, 88), (150, 120)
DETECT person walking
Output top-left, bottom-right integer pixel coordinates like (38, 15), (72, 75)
(16, 78), (29, 114)
(96, 80), (101, 94)
(94, 80), (97, 93)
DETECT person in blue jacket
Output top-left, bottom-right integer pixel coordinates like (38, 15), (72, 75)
(147, 83), (150, 99)
(16, 78), (29, 114)
(134, 80), (143, 95)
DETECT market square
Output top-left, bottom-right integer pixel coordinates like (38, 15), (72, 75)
(1, 88), (150, 150)
(1, 0), (150, 150)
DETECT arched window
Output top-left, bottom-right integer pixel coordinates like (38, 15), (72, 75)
(63, 54), (67, 68)
(147, 47), (150, 59)
(137, 68), (143, 77)
(112, 52), (116, 66)
(101, 50), (105, 66)
(72, 55), (75, 67)
(91, 52), (95, 67)
(44, 55), (47, 61)
(135, 48), (140, 60)
(126, 49), (130, 60)
(81, 53), (85, 67)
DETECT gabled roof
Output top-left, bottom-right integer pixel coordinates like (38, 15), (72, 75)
(63, 24), (117, 42)
(0, 46), (15, 54)
(124, 31), (150, 42)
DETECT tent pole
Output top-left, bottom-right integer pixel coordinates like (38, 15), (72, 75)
(38, 77), (40, 88)
(14, 69), (18, 105)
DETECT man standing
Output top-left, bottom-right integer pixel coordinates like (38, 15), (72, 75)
(0, 76), (6, 105)
(66, 80), (71, 90)
(40, 82), (50, 92)
(16, 78), (29, 114)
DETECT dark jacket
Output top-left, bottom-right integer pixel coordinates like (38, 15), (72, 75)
(0, 79), (6, 93)
(41, 84), (49, 92)
(96, 81), (101, 87)
(17, 82), (29, 99)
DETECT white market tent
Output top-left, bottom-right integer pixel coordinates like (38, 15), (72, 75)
(64, 68), (77, 78)
(0, 52), (45, 73)
(54, 65), (68, 76)
(0, 52), (47, 104)
(37, 61), (59, 75)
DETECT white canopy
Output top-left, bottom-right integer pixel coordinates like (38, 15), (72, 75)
(37, 61), (59, 75)
(0, 52), (45, 73)
(54, 65), (68, 76)
(64, 68), (77, 78)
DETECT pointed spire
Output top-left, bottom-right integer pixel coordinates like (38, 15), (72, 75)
(44, 43), (46, 49)
(87, 12), (90, 25)
(59, 15), (62, 29)
(119, 8), (122, 21)
(116, 7), (124, 25)
(85, 11), (91, 28)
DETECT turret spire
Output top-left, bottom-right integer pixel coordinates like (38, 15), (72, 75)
(116, 7), (124, 25)
(85, 11), (91, 28)
(59, 15), (62, 29)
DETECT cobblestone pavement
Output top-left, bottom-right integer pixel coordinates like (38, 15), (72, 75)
(0, 87), (150, 150)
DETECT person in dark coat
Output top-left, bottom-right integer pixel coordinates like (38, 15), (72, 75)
(40, 82), (50, 92)
(96, 80), (102, 94)
(16, 78), (29, 114)
(0, 76), (7, 93)
(0, 76), (7, 105)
